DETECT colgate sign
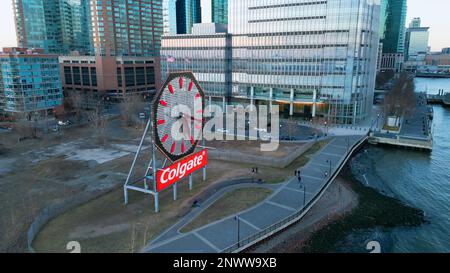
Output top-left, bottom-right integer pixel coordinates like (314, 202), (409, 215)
(156, 149), (208, 192)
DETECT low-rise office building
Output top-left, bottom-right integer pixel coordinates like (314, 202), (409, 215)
(161, 23), (231, 108)
(59, 55), (161, 106)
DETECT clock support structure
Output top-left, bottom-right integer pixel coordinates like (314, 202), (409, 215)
(123, 113), (207, 213)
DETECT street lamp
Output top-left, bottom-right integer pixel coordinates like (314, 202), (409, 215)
(326, 159), (332, 174)
(298, 177), (306, 207)
(376, 113), (380, 130)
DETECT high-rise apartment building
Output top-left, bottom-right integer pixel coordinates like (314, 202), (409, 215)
(0, 47), (63, 113)
(90, 0), (163, 57)
(162, 0), (381, 124)
(13, 0), (92, 55)
(60, 0), (163, 100)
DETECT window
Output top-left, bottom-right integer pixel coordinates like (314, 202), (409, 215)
(64, 66), (72, 85)
(90, 67), (97, 86)
(146, 67), (155, 85)
(117, 68), (122, 87)
(82, 67), (90, 86)
(73, 67), (81, 85)
(125, 67), (135, 87)
(136, 67), (145, 85)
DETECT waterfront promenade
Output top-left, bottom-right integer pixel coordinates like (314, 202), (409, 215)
(370, 93), (433, 151)
(144, 135), (366, 253)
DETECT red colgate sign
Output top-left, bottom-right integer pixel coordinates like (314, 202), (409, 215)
(156, 149), (208, 192)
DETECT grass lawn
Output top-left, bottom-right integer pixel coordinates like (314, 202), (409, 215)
(180, 187), (273, 233)
(258, 139), (331, 184)
(31, 139), (331, 253)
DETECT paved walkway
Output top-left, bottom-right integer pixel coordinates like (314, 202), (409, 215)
(143, 135), (365, 253)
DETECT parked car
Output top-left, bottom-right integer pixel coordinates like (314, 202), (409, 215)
(216, 128), (229, 133)
(58, 120), (71, 126)
(254, 127), (267, 133)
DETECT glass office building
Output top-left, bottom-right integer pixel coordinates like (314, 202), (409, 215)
(382, 0), (407, 54)
(161, 23), (231, 103)
(0, 48), (63, 113)
(175, 0), (202, 34)
(379, 0), (388, 41)
(212, 0), (228, 24)
(228, 0), (381, 124)
(162, 0), (381, 124)
(405, 18), (429, 60)
(13, 0), (92, 55)
(163, 0), (178, 35)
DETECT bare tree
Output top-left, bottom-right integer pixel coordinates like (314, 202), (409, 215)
(286, 117), (297, 140)
(119, 94), (143, 127)
(376, 69), (395, 88)
(12, 112), (38, 142)
(88, 105), (109, 144)
(383, 72), (416, 126)
(309, 116), (329, 137)
(66, 90), (84, 122)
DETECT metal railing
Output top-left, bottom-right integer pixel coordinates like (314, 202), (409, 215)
(221, 135), (368, 253)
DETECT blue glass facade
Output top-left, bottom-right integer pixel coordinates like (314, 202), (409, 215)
(212, 0), (228, 24)
(162, 0), (381, 124)
(13, 0), (92, 55)
(163, 0), (178, 35)
(0, 49), (63, 113)
(175, 0), (202, 34)
(382, 0), (407, 54)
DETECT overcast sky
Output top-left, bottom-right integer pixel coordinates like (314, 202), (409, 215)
(0, 0), (449, 51)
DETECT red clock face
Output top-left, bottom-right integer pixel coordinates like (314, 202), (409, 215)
(152, 72), (205, 162)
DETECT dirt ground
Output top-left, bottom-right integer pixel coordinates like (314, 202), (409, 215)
(248, 177), (359, 253)
(0, 117), (325, 253)
(0, 118), (141, 252)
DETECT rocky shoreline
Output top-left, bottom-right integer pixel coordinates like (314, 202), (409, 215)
(249, 164), (426, 253)
(302, 164), (425, 253)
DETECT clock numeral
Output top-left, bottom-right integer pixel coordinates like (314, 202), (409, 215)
(188, 81), (194, 92)
(171, 142), (176, 153)
(181, 142), (186, 153)
(160, 100), (167, 107)
(179, 77), (184, 89)
(157, 119), (165, 125)
(190, 136), (195, 145)
(161, 134), (169, 143)
(168, 84), (174, 94)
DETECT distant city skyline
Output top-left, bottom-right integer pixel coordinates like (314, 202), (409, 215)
(1, 0), (449, 51)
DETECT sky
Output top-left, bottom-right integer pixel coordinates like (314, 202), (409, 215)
(0, 0), (449, 51)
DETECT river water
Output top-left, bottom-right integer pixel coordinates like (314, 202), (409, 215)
(340, 77), (450, 253)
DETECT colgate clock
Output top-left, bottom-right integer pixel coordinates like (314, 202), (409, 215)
(152, 71), (205, 163)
